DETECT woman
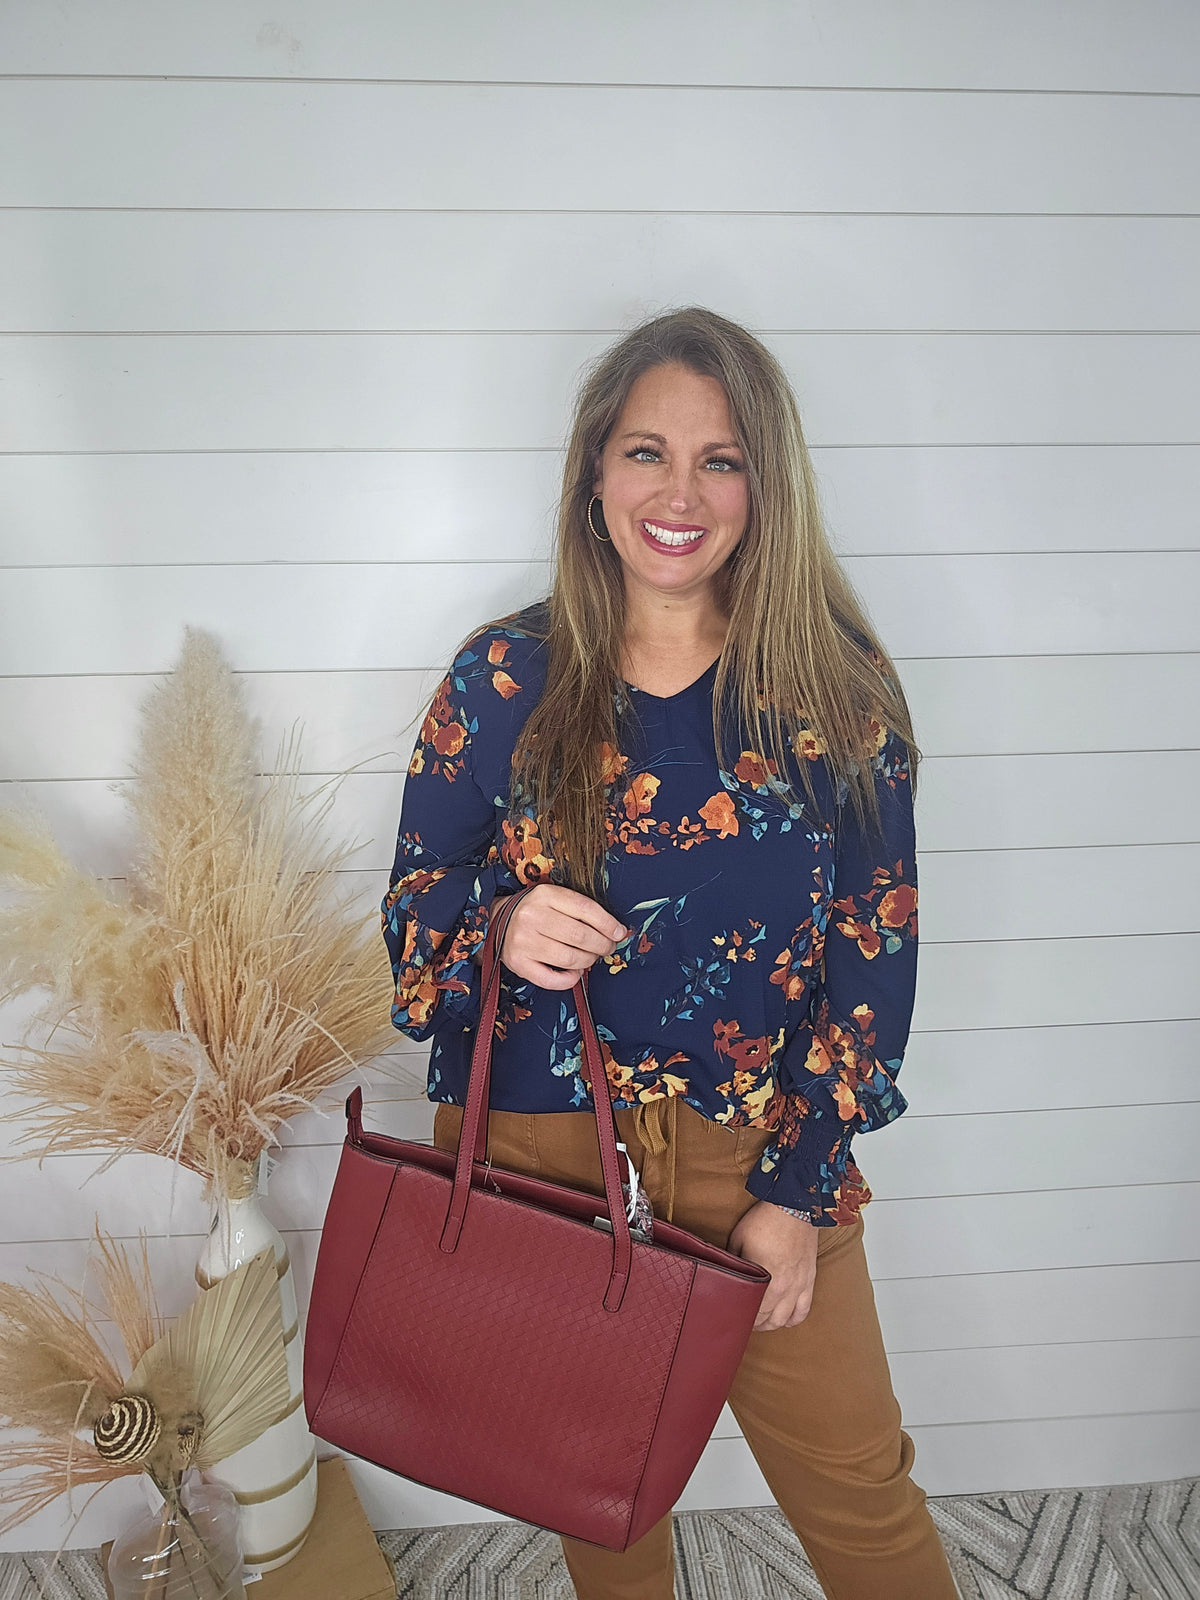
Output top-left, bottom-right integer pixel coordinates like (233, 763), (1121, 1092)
(382, 307), (961, 1600)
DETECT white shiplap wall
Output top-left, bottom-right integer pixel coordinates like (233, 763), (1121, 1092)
(1, 0), (1198, 1550)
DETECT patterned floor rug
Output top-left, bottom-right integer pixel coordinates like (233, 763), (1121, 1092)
(2, 1477), (1196, 1599)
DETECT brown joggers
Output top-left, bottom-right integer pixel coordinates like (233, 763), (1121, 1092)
(432, 1090), (960, 1600)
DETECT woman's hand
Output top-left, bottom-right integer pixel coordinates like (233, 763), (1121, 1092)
(487, 885), (630, 990)
(727, 1201), (820, 1330)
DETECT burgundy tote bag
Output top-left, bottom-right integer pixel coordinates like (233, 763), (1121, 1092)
(303, 884), (771, 1551)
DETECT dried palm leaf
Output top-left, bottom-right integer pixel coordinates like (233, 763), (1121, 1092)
(123, 1245), (288, 1473)
(0, 1228), (287, 1536)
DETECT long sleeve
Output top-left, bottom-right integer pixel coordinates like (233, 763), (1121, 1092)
(743, 717), (918, 1225)
(381, 658), (521, 1041)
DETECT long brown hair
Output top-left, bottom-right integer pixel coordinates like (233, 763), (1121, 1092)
(445, 306), (921, 911)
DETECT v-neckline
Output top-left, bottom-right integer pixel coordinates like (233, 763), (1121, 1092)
(620, 656), (721, 704)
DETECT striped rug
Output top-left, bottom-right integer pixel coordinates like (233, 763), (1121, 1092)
(2, 1476), (1196, 1599)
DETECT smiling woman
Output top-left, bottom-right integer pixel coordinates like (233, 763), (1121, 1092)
(496, 308), (919, 881)
(598, 373), (746, 553)
(379, 306), (959, 1600)
(590, 363), (750, 691)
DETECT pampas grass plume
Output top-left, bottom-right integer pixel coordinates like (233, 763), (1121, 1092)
(0, 625), (397, 1197)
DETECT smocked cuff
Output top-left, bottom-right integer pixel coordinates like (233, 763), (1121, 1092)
(742, 1103), (872, 1227)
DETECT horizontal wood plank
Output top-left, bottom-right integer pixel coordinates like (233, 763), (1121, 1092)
(1, 556), (1196, 679)
(908, 758), (1200, 857)
(1, 1224), (1190, 1357)
(387, 1100), (1200, 1202)
(4, 1002), (1194, 1131)
(4, 212), (1199, 333)
(270, 832), (1200, 940)
(1, 1108), (1194, 1240)
(862, 1105), (1200, 1202)
(712, 1336), (1200, 1431)
(256, 1016), (1200, 1123)
(3, 81), (1198, 213)
(861, 1182), (1200, 1279)
(685, 1413), (1200, 1509)
(873, 1259), (1200, 1354)
(901, 653), (1200, 753)
(1, 657), (1196, 793)
(6, 762), (1197, 918)
(896, 1018), (1198, 1119)
(3, 1), (1197, 92)
(907, 931), (1199, 1034)
(5, 1004), (1194, 1125)
(4, 333), (1199, 452)
(3, 446), (1196, 566)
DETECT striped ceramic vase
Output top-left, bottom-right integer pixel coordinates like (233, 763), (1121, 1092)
(195, 1157), (318, 1573)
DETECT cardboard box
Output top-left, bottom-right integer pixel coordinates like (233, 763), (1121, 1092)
(101, 1455), (395, 1600)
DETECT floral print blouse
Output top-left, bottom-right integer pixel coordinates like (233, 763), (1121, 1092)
(381, 599), (918, 1226)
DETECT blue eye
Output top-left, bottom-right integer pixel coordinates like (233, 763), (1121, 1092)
(622, 446), (743, 471)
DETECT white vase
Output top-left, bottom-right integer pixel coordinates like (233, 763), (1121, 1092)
(195, 1161), (318, 1572)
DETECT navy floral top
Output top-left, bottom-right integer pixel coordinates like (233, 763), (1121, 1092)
(381, 600), (918, 1226)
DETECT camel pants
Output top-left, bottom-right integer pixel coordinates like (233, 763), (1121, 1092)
(432, 1091), (959, 1600)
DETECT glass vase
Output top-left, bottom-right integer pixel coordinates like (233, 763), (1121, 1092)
(107, 1472), (246, 1600)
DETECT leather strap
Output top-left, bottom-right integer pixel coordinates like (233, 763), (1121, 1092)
(437, 884), (635, 1311)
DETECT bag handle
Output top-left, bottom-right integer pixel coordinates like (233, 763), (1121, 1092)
(438, 884), (636, 1312)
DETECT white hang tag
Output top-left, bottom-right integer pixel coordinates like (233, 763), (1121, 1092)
(615, 1141), (640, 1222)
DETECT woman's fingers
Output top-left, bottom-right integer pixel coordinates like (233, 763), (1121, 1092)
(501, 924), (612, 986)
(517, 930), (603, 970)
(536, 903), (625, 960)
(494, 883), (630, 987)
(502, 948), (600, 987)
(523, 885), (628, 945)
(558, 889), (630, 944)
(519, 960), (588, 991)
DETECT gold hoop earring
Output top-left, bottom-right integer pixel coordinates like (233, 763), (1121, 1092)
(587, 494), (611, 542)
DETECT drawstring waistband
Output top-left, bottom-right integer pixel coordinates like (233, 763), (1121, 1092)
(633, 1095), (671, 1155)
(629, 1093), (678, 1223)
